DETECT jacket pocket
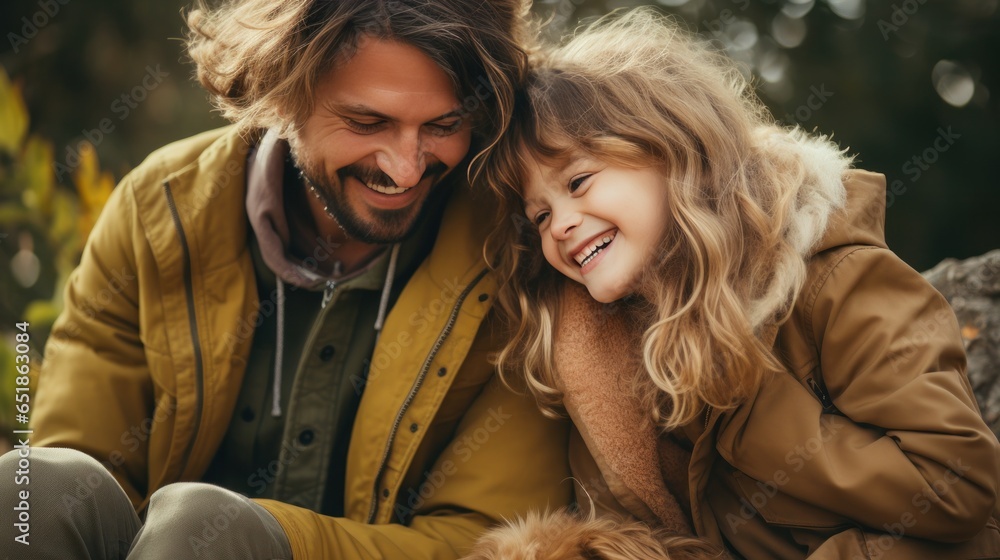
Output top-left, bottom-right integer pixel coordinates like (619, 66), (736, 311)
(805, 528), (871, 559)
(731, 466), (1000, 560)
(802, 522), (1000, 560)
(731, 471), (849, 530)
(854, 517), (1000, 560)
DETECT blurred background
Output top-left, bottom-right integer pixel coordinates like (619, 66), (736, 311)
(0, 0), (998, 428)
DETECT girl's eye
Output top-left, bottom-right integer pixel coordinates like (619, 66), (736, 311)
(345, 119), (385, 134)
(569, 174), (591, 193)
(533, 211), (550, 226)
(427, 119), (463, 137)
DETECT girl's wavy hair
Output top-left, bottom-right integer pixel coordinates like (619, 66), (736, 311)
(481, 8), (851, 430)
(186, 0), (530, 153)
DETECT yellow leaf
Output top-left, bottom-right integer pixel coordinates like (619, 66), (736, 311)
(72, 142), (114, 241)
(0, 67), (29, 155)
(18, 136), (56, 215)
(72, 142), (99, 201)
(49, 189), (79, 250)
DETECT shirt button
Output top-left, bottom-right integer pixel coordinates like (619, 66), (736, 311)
(437, 367), (447, 377)
(298, 429), (315, 446)
(477, 293), (489, 302)
(382, 488), (390, 498)
(240, 407), (255, 422)
(409, 423), (419, 433)
(319, 345), (335, 361)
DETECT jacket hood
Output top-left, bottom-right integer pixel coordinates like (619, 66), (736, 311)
(246, 128), (356, 291)
(746, 127), (886, 330)
(813, 168), (888, 253)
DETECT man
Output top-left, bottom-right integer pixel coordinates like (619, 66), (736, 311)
(0, 1), (570, 558)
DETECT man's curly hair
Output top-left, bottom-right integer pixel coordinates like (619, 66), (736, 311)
(186, 0), (530, 152)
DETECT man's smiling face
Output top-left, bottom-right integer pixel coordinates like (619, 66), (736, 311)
(289, 36), (472, 244)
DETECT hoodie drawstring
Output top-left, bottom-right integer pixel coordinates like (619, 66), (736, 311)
(375, 244), (400, 341)
(270, 243), (400, 417)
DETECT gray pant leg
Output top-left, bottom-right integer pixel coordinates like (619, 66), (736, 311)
(128, 482), (292, 559)
(0, 447), (141, 560)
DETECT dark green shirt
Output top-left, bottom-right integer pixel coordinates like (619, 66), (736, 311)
(203, 203), (437, 515)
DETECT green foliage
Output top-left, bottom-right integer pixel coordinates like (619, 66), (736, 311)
(0, 66), (112, 433)
(0, 341), (13, 428)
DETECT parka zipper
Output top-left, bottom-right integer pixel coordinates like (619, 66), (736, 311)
(366, 267), (490, 523)
(163, 182), (205, 473)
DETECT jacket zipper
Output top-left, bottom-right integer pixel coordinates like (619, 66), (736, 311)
(321, 279), (337, 308)
(163, 182), (205, 474)
(366, 268), (490, 523)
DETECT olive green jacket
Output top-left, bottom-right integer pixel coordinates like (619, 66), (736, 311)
(33, 126), (571, 559)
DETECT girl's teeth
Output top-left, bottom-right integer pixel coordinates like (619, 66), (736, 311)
(575, 232), (617, 265)
(581, 248), (603, 267)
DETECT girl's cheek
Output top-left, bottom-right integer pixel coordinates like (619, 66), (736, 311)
(541, 242), (564, 274)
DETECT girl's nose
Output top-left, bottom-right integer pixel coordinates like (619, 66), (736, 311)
(550, 208), (581, 241)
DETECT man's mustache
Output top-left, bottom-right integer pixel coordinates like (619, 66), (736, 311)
(340, 162), (449, 189)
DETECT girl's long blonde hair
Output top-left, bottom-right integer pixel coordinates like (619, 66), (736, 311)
(478, 8), (851, 430)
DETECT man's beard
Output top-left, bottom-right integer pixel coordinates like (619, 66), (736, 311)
(291, 153), (451, 245)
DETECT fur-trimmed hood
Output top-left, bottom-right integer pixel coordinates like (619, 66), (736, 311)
(745, 127), (856, 330)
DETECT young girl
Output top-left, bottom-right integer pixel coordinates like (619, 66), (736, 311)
(467, 8), (1000, 560)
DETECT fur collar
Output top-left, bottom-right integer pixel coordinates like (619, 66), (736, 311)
(746, 127), (851, 329)
(554, 282), (693, 535)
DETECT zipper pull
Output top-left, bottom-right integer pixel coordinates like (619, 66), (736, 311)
(321, 280), (336, 309)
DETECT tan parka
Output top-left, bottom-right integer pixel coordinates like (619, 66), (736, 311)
(33, 126), (572, 559)
(558, 171), (1000, 559)
(687, 172), (1000, 558)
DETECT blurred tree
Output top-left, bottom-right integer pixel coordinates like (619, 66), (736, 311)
(0, 0), (997, 327)
(0, 66), (112, 435)
(0, 0), (226, 180)
(0, 67), (114, 333)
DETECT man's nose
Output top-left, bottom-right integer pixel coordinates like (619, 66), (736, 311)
(376, 129), (426, 188)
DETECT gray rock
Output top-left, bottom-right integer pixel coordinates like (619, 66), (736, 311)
(922, 250), (1000, 436)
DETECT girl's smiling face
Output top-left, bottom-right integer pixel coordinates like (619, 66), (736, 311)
(522, 153), (670, 303)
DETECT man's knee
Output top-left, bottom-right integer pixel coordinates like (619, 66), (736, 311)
(1, 447), (122, 510)
(1, 446), (107, 475)
(138, 483), (291, 559)
(148, 482), (245, 523)
(0, 447), (139, 559)
(145, 483), (254, 552)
